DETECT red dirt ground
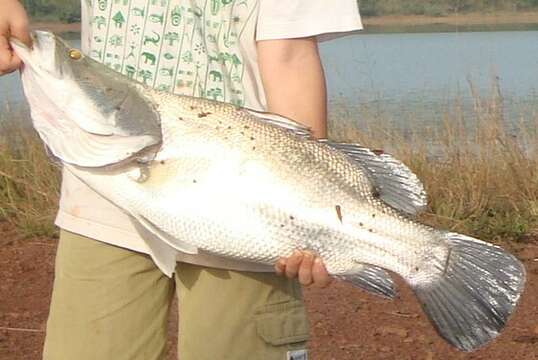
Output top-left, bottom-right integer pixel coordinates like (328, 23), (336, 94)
(1, 221), (537, 359)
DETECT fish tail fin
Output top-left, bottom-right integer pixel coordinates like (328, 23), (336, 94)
(412, 233), (525, 351)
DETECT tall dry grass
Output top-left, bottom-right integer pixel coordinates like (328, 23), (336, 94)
(0, 80), (537, 242)
(330, 79), (538, 243)
(0, 104), (60, 237)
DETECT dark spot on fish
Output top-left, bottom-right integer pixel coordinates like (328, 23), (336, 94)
(372, 190), (381, 198)
(372, 213), (376, 218)
(368, 229), (373, 233)
(115, 105), (122, 111)
(193, 179), (197, 183)
(160, 160), (165, 165)
(290, 216), (295, 220)
(198, 111), (211, 118)
(244, 125), (250, 129)
(190, 105), (196, 110)
(415, 267), (419, 271)
(335, 205), (343, 223)
(280, 224), (285, 227)
(240, 131), (245, 135)
(252, 146), (256, 151)
(227, 126), (232, 130)
(250, 136), (255, 141)
(359, 222), (363, 227)
(178, 117), (184, 121)
(373, 149), (385, 155)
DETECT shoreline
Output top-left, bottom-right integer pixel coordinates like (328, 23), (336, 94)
(363, 11), (538, 27)
(30, 11), (538, 33)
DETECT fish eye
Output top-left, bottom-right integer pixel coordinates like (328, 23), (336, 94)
(68, 49), (82, 60)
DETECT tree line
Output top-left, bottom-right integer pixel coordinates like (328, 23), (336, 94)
(19, 0), (538, 22)
(358, 0), (538, 16)
(21, 0), (80, 22)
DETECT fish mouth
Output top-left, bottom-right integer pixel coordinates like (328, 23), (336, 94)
(10, 31), (62, 78)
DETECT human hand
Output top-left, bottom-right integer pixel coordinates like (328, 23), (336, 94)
(0, 0), (31, 76)
(275, 250), (331, 288)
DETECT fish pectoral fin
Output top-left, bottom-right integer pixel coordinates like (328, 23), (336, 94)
(320, 141), (427, 216)
(134, 214), (198, 255)
(243, 109), (312, 138)
(337, 265), (396, 299)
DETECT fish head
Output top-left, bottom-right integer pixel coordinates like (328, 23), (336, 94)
(10, 30), (79, 80)
(10, 31), (162, 167)
(10, 31), (111, 126)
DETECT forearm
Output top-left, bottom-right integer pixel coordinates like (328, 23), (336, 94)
(259, 37), (331, 287)
(257, 37), (327, 139)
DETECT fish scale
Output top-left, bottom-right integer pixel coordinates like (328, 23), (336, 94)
(12, 31), (526, 352)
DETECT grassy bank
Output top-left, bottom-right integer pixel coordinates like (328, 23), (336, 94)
(0, 105), (60, 237)
(1, 84), (537, 242)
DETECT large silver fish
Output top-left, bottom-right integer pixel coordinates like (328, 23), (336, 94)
(12, 31), (525, 352)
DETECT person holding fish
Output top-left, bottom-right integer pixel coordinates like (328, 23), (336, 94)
(0, 1), (363, 359)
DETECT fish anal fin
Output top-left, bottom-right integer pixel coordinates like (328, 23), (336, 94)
(338, 265), (396, 299)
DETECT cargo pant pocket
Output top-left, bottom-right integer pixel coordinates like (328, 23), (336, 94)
(255, 300), (310, 359)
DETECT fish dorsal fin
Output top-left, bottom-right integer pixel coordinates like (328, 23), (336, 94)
(244, 109), (312, 138)
(321, 141), (427, 215)
(337, 265), (396, 299)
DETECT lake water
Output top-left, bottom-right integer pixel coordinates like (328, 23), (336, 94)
(320, 30), (538, 127)
(1, 29), (537, 130)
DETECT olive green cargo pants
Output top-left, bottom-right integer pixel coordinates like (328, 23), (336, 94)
(43, 230), (309, 360)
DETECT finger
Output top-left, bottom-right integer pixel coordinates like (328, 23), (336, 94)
(312, 257), (331, 288)
(0, 19), (8, 37)
(298, 252), (314, 286)
(0, 35), (21, 74)
(10, 18), (32, 47)
(284, 251), (303, 279)
(274, 258), (286, 276)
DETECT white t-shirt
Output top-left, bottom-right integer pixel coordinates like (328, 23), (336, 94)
(56, 0), (363, 276)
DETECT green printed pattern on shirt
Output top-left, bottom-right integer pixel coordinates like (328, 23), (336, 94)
(88, 0), (256, 106)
